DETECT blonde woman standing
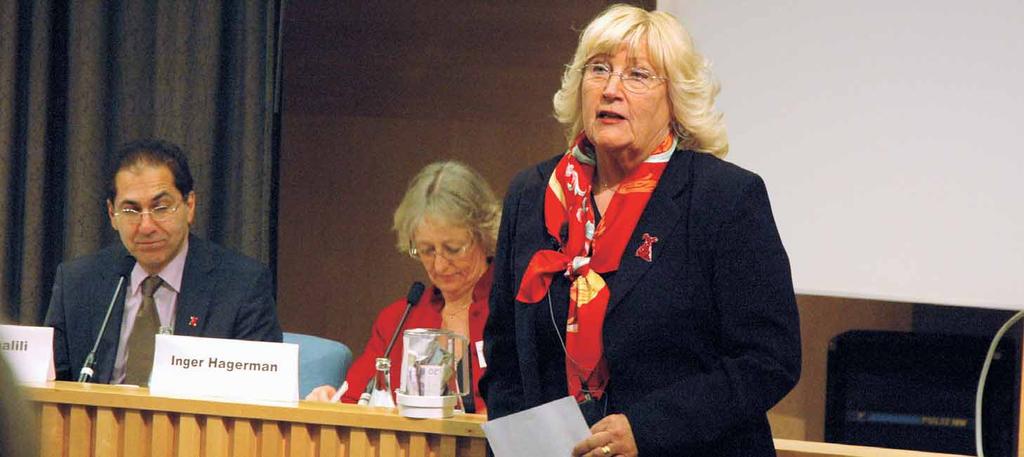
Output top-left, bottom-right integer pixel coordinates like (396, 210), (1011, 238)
(481, 5), (800, 456)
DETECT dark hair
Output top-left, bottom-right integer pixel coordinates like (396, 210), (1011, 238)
(107, 139), (194, 202)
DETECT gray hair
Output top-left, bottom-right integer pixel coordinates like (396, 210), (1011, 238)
(393, 161), (501, 256)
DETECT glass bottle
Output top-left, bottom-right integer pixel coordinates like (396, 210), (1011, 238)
(368, 357), (396, 408)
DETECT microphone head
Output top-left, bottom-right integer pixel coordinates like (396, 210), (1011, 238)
(118, 255), (137, 278)
(407, 281), (426, 306)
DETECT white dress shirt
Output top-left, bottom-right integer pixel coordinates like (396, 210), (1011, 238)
(111, 239), (189, 384)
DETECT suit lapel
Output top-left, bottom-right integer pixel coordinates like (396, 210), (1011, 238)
(174, 236), (214, 336)
(606, 150), (693, 315)
(513, 160), (561, 406)
(515, 162), (557, 282)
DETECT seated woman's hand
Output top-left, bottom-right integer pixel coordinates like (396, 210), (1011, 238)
(571, 414), (638, 457)
(304, 385), (338, 402)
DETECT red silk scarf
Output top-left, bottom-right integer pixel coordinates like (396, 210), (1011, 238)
(516, 133), (676, 401)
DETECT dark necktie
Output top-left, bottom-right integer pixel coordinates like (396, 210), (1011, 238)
(124, 275), (164, 386)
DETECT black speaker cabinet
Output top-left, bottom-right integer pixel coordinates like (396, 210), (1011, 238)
(825, 330), (1018, 455)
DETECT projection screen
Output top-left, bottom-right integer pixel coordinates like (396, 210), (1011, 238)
(659, 1), (1023, 309)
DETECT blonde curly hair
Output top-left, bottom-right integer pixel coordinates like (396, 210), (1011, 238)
(552, 4), (728, 157)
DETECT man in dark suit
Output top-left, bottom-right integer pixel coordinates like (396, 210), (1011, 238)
(44, 140), (282, 384)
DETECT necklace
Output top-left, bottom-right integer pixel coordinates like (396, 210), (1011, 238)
(442, 304), (471, 340)
(593, 180), (619, 194)
(443, 305), (470, 318)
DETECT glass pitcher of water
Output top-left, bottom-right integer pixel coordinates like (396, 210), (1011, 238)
(396, 328), (470, 418)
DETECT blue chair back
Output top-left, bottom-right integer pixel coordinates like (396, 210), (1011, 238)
(283, 332), (353, 398)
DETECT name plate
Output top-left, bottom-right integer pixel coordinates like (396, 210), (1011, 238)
(0, 324), (55, 384)
(149, 334), (298, 403)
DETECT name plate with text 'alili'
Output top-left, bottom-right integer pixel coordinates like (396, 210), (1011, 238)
(0, 324), (55, 384)
(149, 334), (298, 403)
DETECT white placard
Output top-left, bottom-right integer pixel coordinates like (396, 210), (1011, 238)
(475, 340), (486, 368)
(149, 334), (298, 403)
(0, 324), (55, 384)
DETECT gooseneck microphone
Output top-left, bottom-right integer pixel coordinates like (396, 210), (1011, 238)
(78, 255), (136, 383)
(384, 282), (425, 358)
(358, 281), (425, 405)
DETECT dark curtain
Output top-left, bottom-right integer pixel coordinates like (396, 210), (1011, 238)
(0, 0), (281, 325)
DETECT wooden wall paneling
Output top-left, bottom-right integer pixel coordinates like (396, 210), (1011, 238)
(151, 412), (175, 457)
(438, 435), (457, 457)
(26, 382), (973, 457)
(378, 430), (399, 456)
(68, 405), (92, 457)
(317, 425), (341, 457)
(463, 436), (487, 457)
(177, 413), (201, 457)
(347, 428), (369, 457)
(408, 433), (428, 457)
(205, 416), (230, 457)
(94, 406), (120, 457)
(123, 409), (149, 457)
(232, 418), (258, 456)
(40, 403), (66, 457)
(368, 430), (381, 457)
(429, 434), (442, 457)
(287, 422), (312, 457)
(260, 421), (283, 457)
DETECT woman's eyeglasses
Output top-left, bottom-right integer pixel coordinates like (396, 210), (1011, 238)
(580, 63), (666, 93)
(409, 238), (475, 263)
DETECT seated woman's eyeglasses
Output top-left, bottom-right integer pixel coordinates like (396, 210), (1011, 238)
(409, 238), (474, 262)
(113, 203), (181, 223)
(580, 63), (666, 93)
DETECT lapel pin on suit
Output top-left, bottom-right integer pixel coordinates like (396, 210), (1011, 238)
(636, 233), (658, 262)
(188, 316), (199, 327)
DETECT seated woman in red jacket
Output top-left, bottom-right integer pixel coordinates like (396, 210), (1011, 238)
(306, 160), (500, 413)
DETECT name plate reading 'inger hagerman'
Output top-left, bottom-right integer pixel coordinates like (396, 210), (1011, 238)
(0, 324), (55, 384)
(149, 334), (299, 403)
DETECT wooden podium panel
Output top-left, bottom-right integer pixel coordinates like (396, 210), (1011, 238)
(25, 382), (487, 457)
(23, 382), (976, 457)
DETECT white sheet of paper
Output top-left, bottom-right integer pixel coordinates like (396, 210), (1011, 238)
(481, 396), (590, 457)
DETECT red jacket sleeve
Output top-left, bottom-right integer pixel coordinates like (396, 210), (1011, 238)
(341, 298), (406, 403)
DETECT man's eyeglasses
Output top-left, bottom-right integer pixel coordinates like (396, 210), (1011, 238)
(409, 238), (474, 263)
(112, 203), (182, 224)
(580, 63), (667, 93)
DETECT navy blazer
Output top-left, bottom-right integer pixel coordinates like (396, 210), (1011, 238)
(45, 234), (283, 383)
(481, 149), (801, 455)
